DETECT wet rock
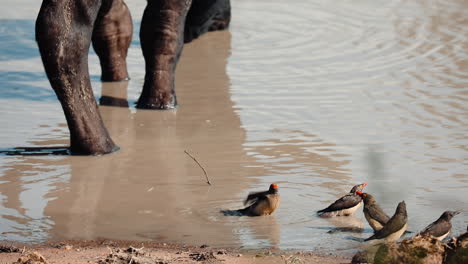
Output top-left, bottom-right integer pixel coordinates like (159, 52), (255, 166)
(284, 255), (306, 264)
(48, 243), (73, 250)
(445, 247), (468, 264)
(216, 250), (227, 255)
(189, 252), (217, 261)
(14, 252), (48, 264)
(0, 245), (21, 253)
(445, 229), (468, 264)
(351, 251), (369, 264)
(98, 247), (168, 264)
(49, 243), (65, 249)
(125, 246), (144, 255)
(373, 235), (446, 264)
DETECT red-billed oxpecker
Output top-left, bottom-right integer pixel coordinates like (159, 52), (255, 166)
(357, 192), (390, 232)
(317, 182), (368, 217)
(236, 183), (280, 216)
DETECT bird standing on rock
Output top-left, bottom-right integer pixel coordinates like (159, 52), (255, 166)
(317, 182), (368, 217)
(418, 211), (460, 241)
(357, 192), (390, 232)
(224, 183), (280, 216)
(365, 201), (408, 243)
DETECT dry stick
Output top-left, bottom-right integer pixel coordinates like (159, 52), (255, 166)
(184, 150), (212, 185)
(106, 246), (114, 255)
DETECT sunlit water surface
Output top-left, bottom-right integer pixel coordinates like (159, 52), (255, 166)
(0, 0), (467, 254)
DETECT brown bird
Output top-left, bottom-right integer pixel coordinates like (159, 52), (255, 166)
(317, 182), (368, 217)
(357, 192), (390, 232)
(455, 225), (468, 248)
(419, 211), (460, 241)
(365, 201), (407, 243)
(223, 184), (280, 216)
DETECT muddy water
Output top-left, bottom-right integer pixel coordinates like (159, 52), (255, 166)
(0, 0), (467, 253)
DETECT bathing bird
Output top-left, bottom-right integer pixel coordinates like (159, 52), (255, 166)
(223, 183), (280, 216)
(419, 211), (460, 241)
(317, 182), (368, 217)
(357, 192), (390, 232)
(365, 201), (407, 243)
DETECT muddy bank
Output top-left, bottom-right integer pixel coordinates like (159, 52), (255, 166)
(351, 233), (468, 264)
(0, 239), (350, 264)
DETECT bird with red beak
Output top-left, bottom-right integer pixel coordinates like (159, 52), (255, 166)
(356, 192), (390, 232)
(317, 182), (368, 217)
(224, 183), (280, 216)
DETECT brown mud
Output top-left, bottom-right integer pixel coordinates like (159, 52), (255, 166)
(0, 240), (349, 264)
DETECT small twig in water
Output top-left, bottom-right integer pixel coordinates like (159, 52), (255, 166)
(184, 150), (212, 185)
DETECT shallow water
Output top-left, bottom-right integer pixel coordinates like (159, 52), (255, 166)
(0, 0), (467, 253)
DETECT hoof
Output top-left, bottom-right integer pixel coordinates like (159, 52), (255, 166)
(70, 143), (120, 156)
(136, 99), (177, 110)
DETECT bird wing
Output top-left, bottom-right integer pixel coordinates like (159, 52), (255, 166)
(238, 194), (274, 216)
(317, 194), (361, 213)
(366, 211), (406, 240)
(420, 220), (450, 238)
(244, 191), (268, 206)
(366, 205), (390, 225)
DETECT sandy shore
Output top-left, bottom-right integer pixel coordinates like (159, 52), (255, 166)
(0, 239), (350, 264)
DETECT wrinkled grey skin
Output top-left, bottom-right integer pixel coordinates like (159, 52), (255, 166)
(36, 0), (230, 155)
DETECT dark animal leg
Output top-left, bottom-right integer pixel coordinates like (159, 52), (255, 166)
(184, 0), (231, 43)
(92, 0), (133, 82)
(36, 0), (118, 155)
(136, 0), (192, 109)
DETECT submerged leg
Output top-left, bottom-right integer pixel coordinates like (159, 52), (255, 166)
(184, 0), (231, 43)
(36, 0), (118, 155)
(136, 0), (192, 109)
(92, 0), (133, 82)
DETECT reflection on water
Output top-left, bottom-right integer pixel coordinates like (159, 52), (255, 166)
(0, 0), (467, 253)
